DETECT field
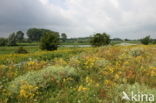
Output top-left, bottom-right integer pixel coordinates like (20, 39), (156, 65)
(0, 45), (156, 103)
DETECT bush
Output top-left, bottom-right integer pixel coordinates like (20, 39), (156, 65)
(40, 32), (60, 51)
(0, 38), (7, 46)
(141, 36), (150, 45)
(129, 47), (144, 57)
(15, 47), (28, 54)
(90, 33), (111, 47)
(7, 66), (79, 94)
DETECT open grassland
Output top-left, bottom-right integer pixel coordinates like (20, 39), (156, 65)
(0, 45), (156, 103)
(0, 46), (40, 54)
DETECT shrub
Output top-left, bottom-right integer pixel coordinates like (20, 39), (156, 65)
(0, 38), (7, 46)
(15, 47), (28, 54)
(7, 66), (79, 94)
(129, 47), (144, 57)
(40, 32), (60, 51)
(141, 36), (151, 45)
(90, 33), (111, 47)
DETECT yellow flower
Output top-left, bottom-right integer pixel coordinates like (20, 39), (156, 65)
(104, 80), (115, 87)
(85, 76), (93, 85)
(77, 85), (88, 92)
(84, 56), (99, 69)
(0, 64), (7, 69)
(149, 67), (156, 77)
(27, 61), (36, 66)
(115, 74), (120, 80)
(95, 83), (100, 87)
(19, 82), (38, 99)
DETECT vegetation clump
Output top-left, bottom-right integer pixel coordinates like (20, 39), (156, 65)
(40, 31), (60, 51)
(15, 47), (28, 54)
(90, 33), (111, 47)
(141, 36), (151, 45)
(0, 38), (7, 46)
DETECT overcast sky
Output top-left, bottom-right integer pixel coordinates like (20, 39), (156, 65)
(0, 0), (156, 39)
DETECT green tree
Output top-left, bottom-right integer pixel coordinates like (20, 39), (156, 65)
(90, 33), (111, 47)
(16, 31), (24, 42)
(40, 31), (60, 51)
(140, 36), (151, 45)
(8, 33), (17, 46)
(27, 28), (52, 41)
(61, 33), (67, 42)
(27, 28), (42, 41)
(0, 38), (7, 46)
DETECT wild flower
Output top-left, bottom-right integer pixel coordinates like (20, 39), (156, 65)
(83, 56), (99, 69)
(149, 67), (156, 77)
(77, 85), (88, 92)
(104, 80), (116, 87)
(85, 76), (93, 85)
(19, 81), (39, 99)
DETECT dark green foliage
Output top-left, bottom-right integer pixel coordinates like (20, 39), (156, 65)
(153, 41), (156, 44)
(152, 39), (156, 44)
(8, 33), (17, 46)
(0, 38), (7, 46)
(140, 36), (151, 45)
(27, 28), (52, 41)
(15, 47), (28, 54)
(16, 31), (24, 42)
(90, 33), (111, 47)
(124, 38), (130, 41)
(40, 32), (60, 51)
(61, 33), (67, 42)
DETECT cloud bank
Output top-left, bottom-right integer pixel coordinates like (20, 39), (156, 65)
(0, 0), (156, 39)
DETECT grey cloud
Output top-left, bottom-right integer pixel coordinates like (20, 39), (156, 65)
(0, 0), (156, 39)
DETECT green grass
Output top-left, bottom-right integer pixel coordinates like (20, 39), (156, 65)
(17, 42), (39, 46)
(0, 40), (141, 54)
(124, 40), (141, 44)
(0, 46), (40, 54)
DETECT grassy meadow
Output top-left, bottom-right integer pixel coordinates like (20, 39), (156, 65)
(0, 44), (156, 103)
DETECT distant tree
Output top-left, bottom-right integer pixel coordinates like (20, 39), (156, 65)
(0, 38), (7, 46)
(27, 28), (52, 42)
(16, 31), (24, 42)
(140, 36), (151, 45)
(61, 33), (67, 42)
(112, 38), (123, 41)
(124, 38), (130, 41)
(90, 33), (111, 47)
(27, 28), (42, 41)
(40, 31), (60, 51)
(8, 33), (17, 46)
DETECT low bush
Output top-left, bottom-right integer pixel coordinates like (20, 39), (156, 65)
(15, 47), (28, 54)
(8, 66), (79, 94)
(141, 36), (151, 45)
(128, 47), (144, 57)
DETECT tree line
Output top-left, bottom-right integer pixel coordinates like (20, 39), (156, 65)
(0, 28), (156, 51)
(0, 28), (67, 46)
